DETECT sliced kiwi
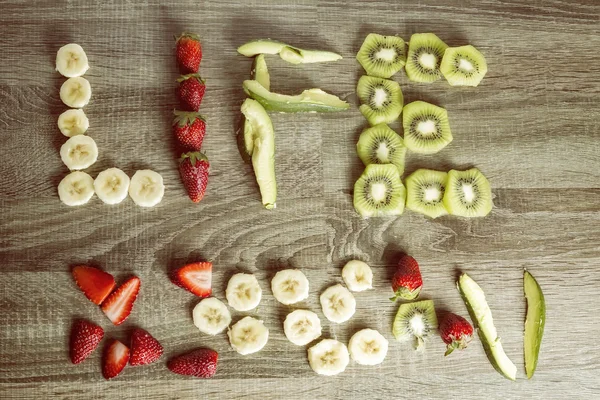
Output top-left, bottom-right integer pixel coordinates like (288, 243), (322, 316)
(353, 164), (406, 218)
(443, 168), (493, 217)
(393, 300), (438, 350)
(402, 101), (452, 154)
(356, 33), (406, 79)
(357, 76), (404, 125)
(405, 169), (449, 219)
(405, 33), (448, 83)
(440, 45), (488, 87)
(356, 124), (407, 175)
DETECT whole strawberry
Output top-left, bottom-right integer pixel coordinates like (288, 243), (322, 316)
(173, 111), (206, 151)
(176, 32), (202, 74)
(179, 152), (209, 203)
(439, 313), (474, 356)
(390, 254), (423, 301)
(177, 74), (205, 111)
(168, 348), (218, 378)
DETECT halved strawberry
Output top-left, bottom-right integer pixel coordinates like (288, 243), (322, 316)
(72, 265), (116, 305)
(101, 276), (141, 325)
(171, 262), (212, 298)
(70, 319), (104, 364)
(130, 328), (163, 366)
(102, 339), (130, 380)
(167, 348), (218, 378)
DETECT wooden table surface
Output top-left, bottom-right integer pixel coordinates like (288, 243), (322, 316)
(1, 0), (599, 399)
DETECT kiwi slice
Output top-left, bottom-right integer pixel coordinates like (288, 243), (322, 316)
(356, 124), (407, 175)
(443, 168), (493, 217)
(405, 33), (448, 83)
(440, 45), (488, 87)
(402, 101), (452, 154)
(353, 164), (406, 218)
(357, 76), (404, 125)
(393, 300), (438, 350)
(356, 33), (406, 79)
(405, 169), (449, 219)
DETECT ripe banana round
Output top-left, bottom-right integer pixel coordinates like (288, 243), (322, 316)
(307, 339), (349, 376)
(60, 77), (92, 108)
(60, 135), (98, 171)
(94, 168), (130, 205)
(57, 109), (89, 137)
(193, 297), (232, 335)
(56, 43), (89, 78)
(128, 170), (165, 207)
(226, 273), (262, 311)
(283, 310), (322, 346)
(271, 269), (309, 305)
(320, 284), (356, 323)
(228, 316), (269, 355)
(348, 328), (389, 366)
(342, 260), (373, 292)
(58, 171), (95, 206)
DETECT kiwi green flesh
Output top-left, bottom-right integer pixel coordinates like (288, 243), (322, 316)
(357, 124), (406, 174)
(405, 33), (448, 83)
(357, 33), (406, 78)
(524, 270), (545, 379)
(353, 164), (406, 218)
(443, 168), (492, 217)
(251, 54), (270, 91)
(441, 45), (488, 87)
(402, 101), (452, 154)
(406, 169), (449, 219)
(392, 300), (438, 350)
(357, 76), (403, 125)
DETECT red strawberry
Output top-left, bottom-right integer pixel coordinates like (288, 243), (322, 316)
(171, 262), (212, 298)
(176, 32), (202, 74)
(173, 111), (206, 151)
(70, 320), (104, 364)
(167, 348), (218, 378)
(439, 313), (474, 356)
(72, 265), (116, 305)
(390, 254), (423, 301)
(177, 74), (206, 111)
(102, 339), (130, 380)
(101, 276), (141, 325)
(129, 328), (163, 366)
(179, 152), (209, 203)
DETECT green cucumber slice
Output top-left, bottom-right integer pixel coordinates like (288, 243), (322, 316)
(524, 270), (545, 379)
(251, 54), (270, 90)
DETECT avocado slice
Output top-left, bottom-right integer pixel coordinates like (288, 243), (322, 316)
(238, 39), (342, 64)
(243, 80), (349, 113)
(458, 273), (517, 381)
(238, 39), (287, 56)
(524, 270), (545, 379)
(251, 54), (270, 90)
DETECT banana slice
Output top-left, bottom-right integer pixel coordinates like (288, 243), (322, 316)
(60, 135), (98, 171)
(320, 284), (356, 323)
(56, 43), (89, 78)
(228, 316), (269, 355)
(348, 328), (389, 366)
(193, 297), (232, 335)
(307, 339), (350, 376)
(226, 273), (262, 311)
(283, 310), (322, 346)
(94, 168), (130, 205)
(128, 170), (165, 207)
(57, 109), (89, 137)
(58, 171), (95, 206)
(60, 77), (92, 108)
(271, 269), (309, 305)
(342, 260), (373, 292)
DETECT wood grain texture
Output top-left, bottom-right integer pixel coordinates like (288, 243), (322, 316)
(1, 0), (599, 398)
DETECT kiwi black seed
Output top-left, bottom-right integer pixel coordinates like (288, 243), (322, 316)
(356, 124), (407, 175)
(405, 33), (448, 83)
(440, 45), (488, 87)
(443, 168), (493, 217)
(353, 164), (406, 218)
(402, 100), (452, 154)
(356, 33), (407, 79)
(405, 169), (449, 219)
(392, 300), (438, 350)
(357, 75), (404, 125)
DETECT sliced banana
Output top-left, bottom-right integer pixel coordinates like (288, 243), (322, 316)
(60, 135), (98, 171)
(57, 109), (89, 137)
(228, 316), (269, 355)
(320, 284), (356, 323)
(226, 273), (262, 311)
(60, 77), (92, 108)
(56, 43), (89, 78)
(307, 339), (350, 376)
(94, 168), (130, 205)
(271, 269), (309, 305)
(342, 260), (373, 292)
(348, 328), (389, 366)
(193, 297), (232, 335)
(283, 310), (322, 346)
(58, 171), (95, 206)
(128, 170), (165, 207)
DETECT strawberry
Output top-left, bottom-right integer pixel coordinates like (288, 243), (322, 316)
(167, 348), (218, 378)
(175, 32), (202, 74)
(102, 339), (130, 380)
(439, 313), (474, 356)
(101, 276), (141, 325)
(129, 328), (163, 366)
(70, 320), (104, 364)
(171, 262), (212, 298)
(390, 254), (423, 301)
(177, 74), (206, 111)
(173, 111), (206, 151)
(72, 265), (116, 305)
(179, 152), (209, 203)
